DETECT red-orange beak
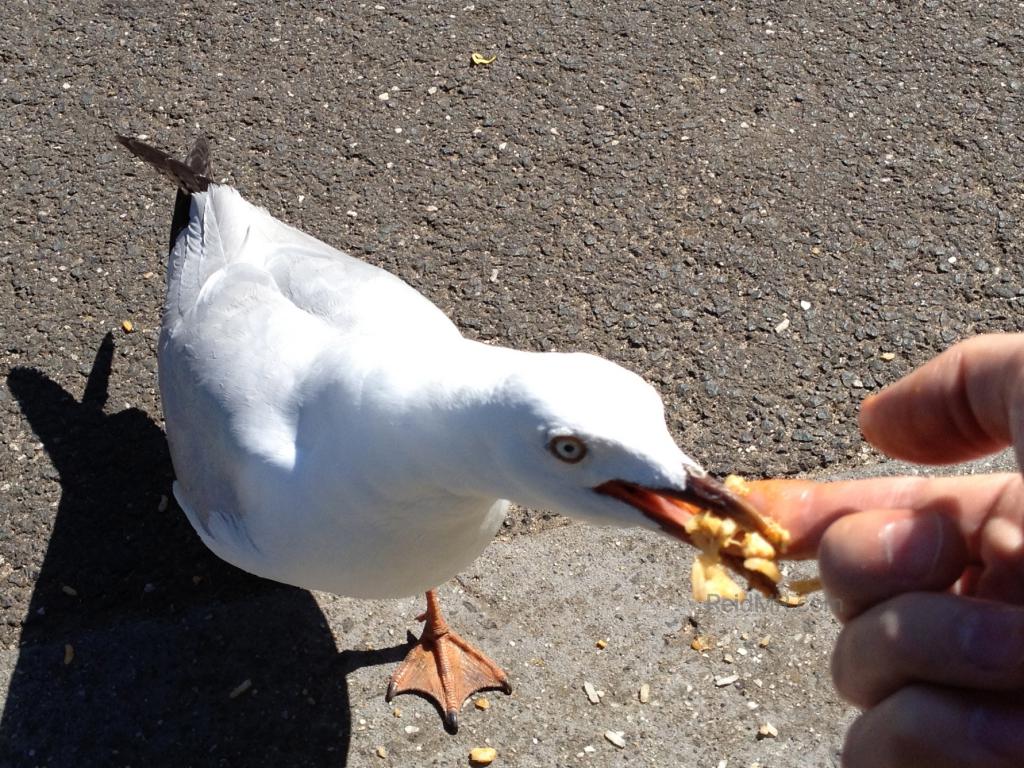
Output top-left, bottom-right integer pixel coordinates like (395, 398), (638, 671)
(594, 473), (773, 542)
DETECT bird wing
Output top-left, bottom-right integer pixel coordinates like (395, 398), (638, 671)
(159, 184), (462, 566)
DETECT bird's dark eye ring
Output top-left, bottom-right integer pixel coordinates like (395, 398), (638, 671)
(549, 435), (587, 464)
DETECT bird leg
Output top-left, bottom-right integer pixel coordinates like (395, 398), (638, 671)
(385, 589), (511, 733)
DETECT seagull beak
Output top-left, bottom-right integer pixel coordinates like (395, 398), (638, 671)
(594, 473), (779, 545)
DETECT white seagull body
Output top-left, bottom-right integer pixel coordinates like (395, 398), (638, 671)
(162, 182), (512, 598)
(121, 136), (771, 730)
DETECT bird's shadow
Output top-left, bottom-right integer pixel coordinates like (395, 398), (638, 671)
(0, 334), (408, 767)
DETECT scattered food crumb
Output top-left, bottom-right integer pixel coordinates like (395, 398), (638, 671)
(757, 722), (779, 739)
(691, 636), (713, 651)
(469, 746), (497, 764)
(404, 725), (419, 735)
(229, 679), (252, 698)
(638, 683), (650, 703)
(603, 730), (626, 749)
(61, 585), (78, 596)
(474, 697), (490, 711)
(157, 494), (169, 512)
(715, 674), (739, 687)
(121, 320), (134, 333)
(758, 635), (771, 648)
(583, 681), (600, 704)
(778, 594), (805, 607)
(392, 707), (402, 717)
(880, 352), (896, 361)
(63, 643), (74, 665)
(595, 638), (608, 649)
(470, 52), (497, 65)
(375, 745), (388, 758)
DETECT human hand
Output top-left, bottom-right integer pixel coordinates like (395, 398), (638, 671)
(746, 333), (1024, 767)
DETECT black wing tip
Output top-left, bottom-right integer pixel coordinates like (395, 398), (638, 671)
(116, 133), (213, 194)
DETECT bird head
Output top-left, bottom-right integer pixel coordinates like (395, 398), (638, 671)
(487, 352), (758, 539)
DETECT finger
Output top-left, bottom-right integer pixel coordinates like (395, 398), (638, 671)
(859, 333), (1024, 466)
(843, 685), (1024, 768)
(832, 593), (1024, 708)
(819, 508), (968, 621)
(744, 473), (1020, 559)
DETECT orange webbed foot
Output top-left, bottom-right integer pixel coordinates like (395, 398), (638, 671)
(386, 590), (511, 733)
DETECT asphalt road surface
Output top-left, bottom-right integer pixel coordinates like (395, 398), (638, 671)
(1, 1), (1022, 766)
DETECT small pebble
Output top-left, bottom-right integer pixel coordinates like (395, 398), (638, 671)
(469, 746), (497, 765)
(404, 725), (419, 735)
(799, 300), (812, 311)
(638, 683), (650, 704)
(229, 679), (252, 698)
(157, 495), (169, 512)
(583, 681), (600, 704)
(880, 352), (896, 361)
(715, 674), (739, 687)
(773, 317), (790, 334)
(375, 746), (388, 759)
(377, 92), (390, 101)
(757, 722), (779, 739)
(603, 730), (626, 749)
(63, 643), (74, 665)
(61, 585), (78, 596)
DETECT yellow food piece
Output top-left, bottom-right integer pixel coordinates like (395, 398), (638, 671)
(121, 319), (134, 333)
(469, 746), (498, 765)
(723, 474), (751, 495)
(474, 697), (490, 710)
(692, 555), (745, 602)
(470, 52), (497, 65)
(690, 635), (713, 651)
(743, 557), (781, 583)
(740, 532), (776, 560)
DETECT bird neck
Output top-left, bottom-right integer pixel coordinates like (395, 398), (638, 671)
(385, 339), (532, 502)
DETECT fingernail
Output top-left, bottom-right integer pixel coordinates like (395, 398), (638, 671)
(879, 515), (942, 583)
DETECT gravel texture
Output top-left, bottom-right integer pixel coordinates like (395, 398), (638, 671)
(1, 1), (1022, 766)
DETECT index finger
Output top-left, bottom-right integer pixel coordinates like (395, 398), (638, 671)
(746, 473), (1020, 559)
(860, 333), (1024, 467)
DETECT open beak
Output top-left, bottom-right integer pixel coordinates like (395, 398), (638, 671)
(594, 473), (783, 548)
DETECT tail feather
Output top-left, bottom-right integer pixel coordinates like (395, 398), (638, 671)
(118, 135), (213, 251)
(117, 135), (212, 193)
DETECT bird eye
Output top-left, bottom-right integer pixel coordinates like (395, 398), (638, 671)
(549, 435), (587, 464)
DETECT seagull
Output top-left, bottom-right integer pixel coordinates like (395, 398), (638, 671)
(118, 136), (776, 733)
